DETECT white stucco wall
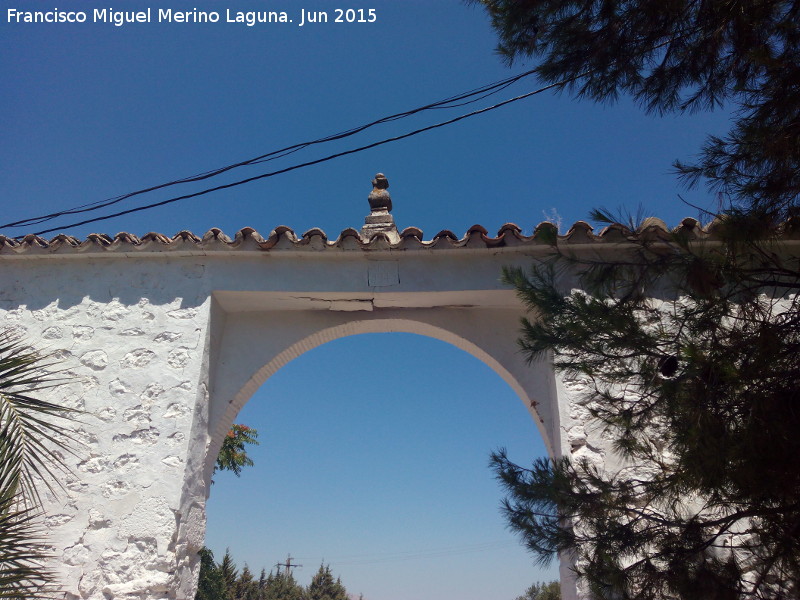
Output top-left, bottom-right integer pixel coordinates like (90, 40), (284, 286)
(2, 257), (215, 598)
(0, 224), (614, 600)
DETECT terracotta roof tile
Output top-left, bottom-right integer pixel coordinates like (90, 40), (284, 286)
(140, 232), (172, 244)
(399, 226), (424, 240)
(564, 221), (594, 243)
(531, 221), (558, 243)
(291, 228), (325, 251)
(333, 228), (363, 251)
(365, 231), (394, 250)
(1, 219), (797, 257)
(201, 227), (230, 242)
(597, 223), (631, 242)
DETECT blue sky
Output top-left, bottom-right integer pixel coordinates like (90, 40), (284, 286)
(208, 333), (553, 600)
(1, 1), (733, 599)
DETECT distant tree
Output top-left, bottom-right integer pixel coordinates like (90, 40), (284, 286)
(195, 554), (353, 600)
(215, 424), (259, 478)
(196, 547), (227, 600)
(235, 565), (260, 600)
(219, 549), (239, 600)
(515, 580), (561, 600)
(199, 423), (258, 598)
(304, 564), (348, 600)
(263, 570), (304, 600)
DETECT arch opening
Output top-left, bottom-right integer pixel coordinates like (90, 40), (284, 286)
(202, 326), (560, 600)
(207, 315), (558, 479)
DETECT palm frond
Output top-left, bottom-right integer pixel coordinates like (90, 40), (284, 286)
(0, 332), (78, 504)
(0, 329), (79, 597)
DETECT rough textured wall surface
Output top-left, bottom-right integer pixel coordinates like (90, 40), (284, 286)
(1, 258), (214, 599)
(4, 220), (791, 599)
(0, 249), (587, 600)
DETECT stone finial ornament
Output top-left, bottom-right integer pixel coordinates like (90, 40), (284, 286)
(368, 173), (392, 212)
(362, 172), (399, 243)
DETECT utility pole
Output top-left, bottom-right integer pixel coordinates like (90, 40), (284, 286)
(275, 554), (302, 576)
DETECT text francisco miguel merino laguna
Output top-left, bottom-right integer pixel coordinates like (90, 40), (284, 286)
(6, 7), (378, 26)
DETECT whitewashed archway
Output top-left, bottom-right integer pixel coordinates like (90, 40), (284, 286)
(0, 215), (677, 599)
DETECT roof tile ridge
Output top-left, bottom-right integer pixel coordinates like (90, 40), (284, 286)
(466, 224), (489, 235)
(85, 232), (114, 247)
(396, 226), (426, 249)
(140, 232), (173, 244)
(201, 228), (233, 244)
(171, 230), (202, 243)
(638, 216), (669, 231)
(259, 226), (296, 250)
(228, 227), (267, 250)
(363, 231), (394, 249)
(234, 227), (266, 242)
(299, 227), (329, 250)
(597, 222), (632, 242)
(269, 225), (296, 239)
(495, 222), (533, 247)
(46, 233), (84, 250)
(531, 221), (559, 245)
(636, 217), (671, 241)
(464, 224), (499, 248)
(672, 217), (705, 240)
(0, 234), (21, 250)
(498, 222), (522, 233)
(112, 232), (142, 245)
(336, 227), (362, 241)
(330, 227), (362, 250)
(429, 229), (460, 249)
(497, 222), (524, 238)
(399, 226), (424, 239)
(9, 215), (770, 256)
(96, 232), (141, 253)
(433, 229), (458, 240)
(17, 234), (49, 249)
(563, 221), (594, 243)
(301, 227), (327, 238)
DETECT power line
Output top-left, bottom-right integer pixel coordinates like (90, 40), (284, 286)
(5, 33), (685, 237)
(26, 71), (590, 237)
(295, 539), (519, 567)
(2, 68), (538, 231)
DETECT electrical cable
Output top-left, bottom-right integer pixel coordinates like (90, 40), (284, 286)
(5, 33), (685, 235)
(294, 539), (519, 567)
(27, 72), (590, 237)
(2, 68), (539, 231)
